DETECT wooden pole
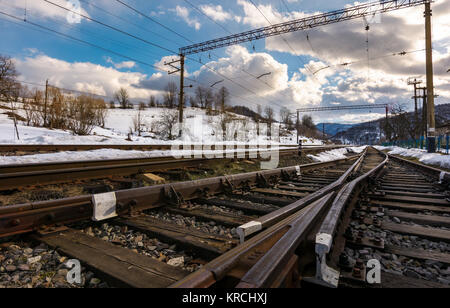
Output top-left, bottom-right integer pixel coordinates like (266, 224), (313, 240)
(178, 55), (185, 137)
(424, 1), (436, 152)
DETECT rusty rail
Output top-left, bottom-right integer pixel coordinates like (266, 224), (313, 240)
(311, 148), (388, 287)
(0, 143), (345, 153)
(236, 148), (368, 242)
(0, 155), (358, 239)
(386, 152), (450, 184)
(171, 151), (369, 288)
(0, 148), (297, 189)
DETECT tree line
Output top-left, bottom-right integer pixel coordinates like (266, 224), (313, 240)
(112, 82), (232, 114)
(0, 55), (108, 136)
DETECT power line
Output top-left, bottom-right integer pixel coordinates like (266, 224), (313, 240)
(41, 0), (289, 112)
(248, 0), (317, 79)
(114, 0), (194, 44)
(0, 10), (271, 110)
(113, 0), (290, 111)
(16, 80), (115, 100)
(178, 0), (298, 107)
(279, 0), (315, 54)
(311, 49), (426, 75)
(42, 0), (176, 55)
(79, 0), (182, 48)
(0, 10), (168, 72)
(181, 0), (232, 35)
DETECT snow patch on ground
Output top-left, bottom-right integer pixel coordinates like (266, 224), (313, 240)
(375, 146), (450, 169)
(0, 147), (295, 165)
(0, 106), (324, 146)
(307, 146), (366, 162)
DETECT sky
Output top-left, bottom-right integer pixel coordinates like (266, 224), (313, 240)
(0, 0), (449, 124)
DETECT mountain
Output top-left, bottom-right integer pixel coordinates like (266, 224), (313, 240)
(229, 105), (261, 120)
(316, 123), (355, 137)
(332, 103), (450, 145)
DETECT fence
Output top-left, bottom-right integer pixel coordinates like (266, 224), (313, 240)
(382, 135), (450, 154)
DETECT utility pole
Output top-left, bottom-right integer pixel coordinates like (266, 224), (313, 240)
(424, 1), (436, 152)
(297, 110), (300, 143)
(385, 106), (389, 142)
(165, 56), (191, 137)
(178, 55), (185, 137)
(322, 123), (325, 140)
(44, 79), (49, 127)
(408, 78), (422, 138)
(418, 87), (427, 138)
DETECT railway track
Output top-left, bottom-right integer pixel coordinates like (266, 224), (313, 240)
(0, 144), (343, 155)
(2, 146), (445, 288)
(312, 149), (450, 288)
(0, 146), (345, 190)
(0, 151), (361, 288)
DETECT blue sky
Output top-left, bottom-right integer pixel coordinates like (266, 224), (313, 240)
(1, 0), (449, 123)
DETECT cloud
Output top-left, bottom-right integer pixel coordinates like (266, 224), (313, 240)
(173, 6), (201, 30)
(105, 57), (136, 70)
(4, 0), (90, 21)
(15, 54), (156, 100)
(200, 5), (232, 22)
(233, 0), (450, 121)
(139, 46), (329, 112)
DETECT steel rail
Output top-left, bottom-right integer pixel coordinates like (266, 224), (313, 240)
(236, 148), (368, 242)
(386, 152), (450, 183)
(0, 146), (349, 190)
(172, 151), (367, 288)
(235, 148), (389, 288)
(311, 148), (389, 287)
(0, 148), (298, 190)
(310, 148), (450, 288)
(0, 155), (358, 238)
(0, 148), (299, 174)
(0, 144), (299, 153)
(0, 144), (346, 155)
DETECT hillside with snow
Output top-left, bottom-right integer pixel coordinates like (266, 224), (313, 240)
(0, 104), (324, 146)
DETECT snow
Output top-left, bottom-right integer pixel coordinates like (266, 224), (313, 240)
(0, 105), (324, 146)
(0, 147), (294, 166)
(375, 146), (450, 169)
(307, 146), (366, 162)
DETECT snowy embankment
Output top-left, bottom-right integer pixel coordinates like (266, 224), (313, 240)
(307, 146), (366, 162)
(0, 106), (323, 146)
(375, 146), (450, 169)
(0, 147), (297, 166)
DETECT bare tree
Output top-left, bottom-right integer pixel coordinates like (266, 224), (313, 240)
(302, 115), (315, 129)
(195, 86), (214, 109)
(215, 86), (229, 113)
(164, 82), (178, 108)
(114, 88), (130, 109)
(132, 110), (144, 136)
(148, 95), (156, 108)
(0, 55), (18, 102)
(93, 98), (108, 128)
(139, 102), (147, 111)
(388, 104), (416, 141)
(156, 109), (178, 140)
(46, 87), (69, 129)
(256, 104), (263, 121)
(68, 95), (98, 135)
(265, 106), (275, 126)
(280, 107), (290, 125)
